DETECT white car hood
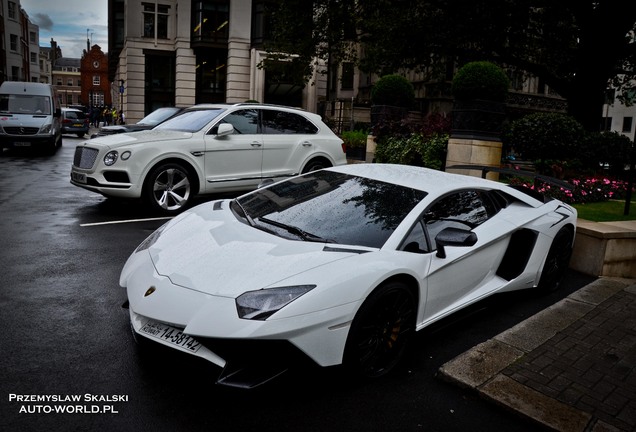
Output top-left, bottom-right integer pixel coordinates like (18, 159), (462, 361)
(87, 129), (193, 148)
(148, 202), (354, 297)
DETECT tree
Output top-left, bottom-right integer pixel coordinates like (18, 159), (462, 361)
(263, 0), (358, 102)
(266, 0), (636, 132)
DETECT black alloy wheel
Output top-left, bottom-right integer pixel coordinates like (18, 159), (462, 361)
(344, 282), (416, 379)
(538, 227), (574, 292)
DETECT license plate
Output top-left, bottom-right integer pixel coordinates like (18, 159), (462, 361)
(73, 123), (82, 127)
(139, 321), (202, 353)
(14, 142), (31, 147)
(71, 172), (87, 184)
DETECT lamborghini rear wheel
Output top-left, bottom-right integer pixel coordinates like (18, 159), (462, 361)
(538, 227), (574, 292)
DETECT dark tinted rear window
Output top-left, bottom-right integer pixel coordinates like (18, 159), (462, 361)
(236, 170), (427, 248)
(261, 109), (318, 134)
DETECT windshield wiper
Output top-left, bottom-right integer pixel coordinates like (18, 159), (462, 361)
(258, 217), (334, 243)
(231, 200), (256, 227)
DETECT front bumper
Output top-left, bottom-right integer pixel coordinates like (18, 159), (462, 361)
(129, 307), (317, 388)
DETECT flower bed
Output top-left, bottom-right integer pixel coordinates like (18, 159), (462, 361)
(506, 175), (634, 204)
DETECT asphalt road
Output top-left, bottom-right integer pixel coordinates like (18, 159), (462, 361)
(0, 137), (596, 432)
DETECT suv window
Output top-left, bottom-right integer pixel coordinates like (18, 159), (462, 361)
(261, 109), (318, 134)
(221, 109), (259, 134)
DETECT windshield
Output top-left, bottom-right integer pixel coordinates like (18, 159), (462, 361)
(234, 170), (427, 248)
(0, 94), (51, 115)
(138, 107), (181, 126)
(154, 108), (225, 132)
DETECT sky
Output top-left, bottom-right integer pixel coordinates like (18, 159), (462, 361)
(20, 0), (108, 59)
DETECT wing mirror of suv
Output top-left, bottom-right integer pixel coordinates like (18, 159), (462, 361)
(435, 227), (478, 259)
(216, 123), (235, 137)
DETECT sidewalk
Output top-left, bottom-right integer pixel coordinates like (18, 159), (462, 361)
(438, 277), (636, 431)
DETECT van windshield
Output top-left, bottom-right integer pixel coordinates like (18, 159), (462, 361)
(0, 94), (51, 115)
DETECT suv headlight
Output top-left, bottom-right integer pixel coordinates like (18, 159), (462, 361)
(104, 151), (119, 166)
(236, 285), (315, 320)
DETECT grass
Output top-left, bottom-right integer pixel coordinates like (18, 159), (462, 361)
(573, 200), (636, 222)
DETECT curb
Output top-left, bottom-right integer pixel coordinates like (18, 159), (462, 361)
(438, 278), (636, 431)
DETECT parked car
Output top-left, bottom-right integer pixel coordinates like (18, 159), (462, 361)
(91, 106), (184, 138)
(120, 163), (577, 388)
(0, 81), (62, 153)
(71, 103), (347, 213)
(61, 108), (90, 137)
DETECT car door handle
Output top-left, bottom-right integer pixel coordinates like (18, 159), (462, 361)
(301, 141), (312, 147)
(251, 142), (262, 147)
(191, 151), (204, 157)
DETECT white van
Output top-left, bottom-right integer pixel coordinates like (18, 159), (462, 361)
(0, 81), (62, 153)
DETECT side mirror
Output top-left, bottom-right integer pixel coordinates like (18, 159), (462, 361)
(216, 123), (234, 137)
(435, 227), (477, 259)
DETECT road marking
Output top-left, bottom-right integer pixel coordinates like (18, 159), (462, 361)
(80, 216), (173, 227)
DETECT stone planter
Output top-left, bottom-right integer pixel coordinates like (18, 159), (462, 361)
(446, 99), (506, 180)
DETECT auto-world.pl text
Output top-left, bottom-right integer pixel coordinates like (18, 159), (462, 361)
(9, 394), (127, 414)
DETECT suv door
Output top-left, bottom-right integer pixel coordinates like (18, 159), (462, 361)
(204, 108), (264, 192)
(260, 108), (320, 179)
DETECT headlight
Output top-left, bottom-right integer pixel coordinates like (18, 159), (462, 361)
(104, 151), (119, 166)
(134, 223), (167, 253)
(39, 123), (52, 134)
(236, 285), (315, 320)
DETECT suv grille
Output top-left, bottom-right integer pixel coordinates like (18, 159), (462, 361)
(73, 147), (99, 169)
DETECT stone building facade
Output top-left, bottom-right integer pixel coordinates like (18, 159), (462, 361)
(108, 0), (331, 124)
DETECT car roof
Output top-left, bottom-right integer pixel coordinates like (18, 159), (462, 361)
(186, 103), (309, 112)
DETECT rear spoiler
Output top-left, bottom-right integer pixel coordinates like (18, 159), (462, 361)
(446, 165), (574, 190)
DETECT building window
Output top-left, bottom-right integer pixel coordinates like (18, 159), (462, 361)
(10, 34), (18, 51)
(143, 3), (170, 39)
(11, 66), (20, 81)
(341, 62), (354, 90)
(30, 31), (37, 44)
(192, 0), (229, 46)
(67, 78), (73, 86)
(195, 48), (227, 103)
(66, 94), (73, 106)
(623, 117), (633, 133)
(56, 77), (63, 86)
(251, 0), (272, 47)
(8, 1), (16, 19)
(30, 52), (37, 63)
(93, 75), (100, 85)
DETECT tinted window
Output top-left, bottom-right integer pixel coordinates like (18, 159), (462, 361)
(65, 110), (85, 120)
(261, 109), (318, 134)
(235, 170), (427, 248)
(221, 109), (259, 134)
(155, 108), (224, 132)
(424, 190), (495, 245)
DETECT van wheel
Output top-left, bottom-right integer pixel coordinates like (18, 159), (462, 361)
(144, 162), (192, 214)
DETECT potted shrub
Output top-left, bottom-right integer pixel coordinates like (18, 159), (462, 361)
(370, 74), (415, 125)
(342, 129), (368, 160)
(450, 61), (509, 140)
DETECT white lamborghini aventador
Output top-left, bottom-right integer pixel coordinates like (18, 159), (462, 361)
(120, 163), (577, 388)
